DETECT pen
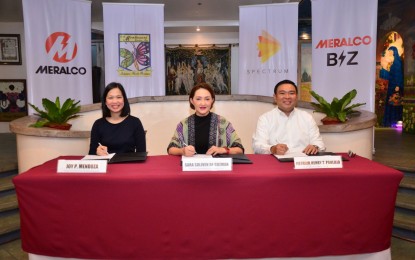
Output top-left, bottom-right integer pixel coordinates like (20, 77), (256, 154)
(182, 142), (197, 154)
(98, 142), (108, 155)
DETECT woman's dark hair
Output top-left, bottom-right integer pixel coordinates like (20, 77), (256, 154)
(101, 82), (130, 118)
(273, 79), (298, 94)
(189, 83), (215, 110)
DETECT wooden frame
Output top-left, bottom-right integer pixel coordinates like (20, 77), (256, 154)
(0, 34), (22, 65)
(0, 79), (28, 122)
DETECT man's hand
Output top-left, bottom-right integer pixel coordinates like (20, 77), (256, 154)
(303, 145), (319, 155)
(271, 144), (289, 155)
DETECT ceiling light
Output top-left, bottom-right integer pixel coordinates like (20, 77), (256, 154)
(300, 32), (310, 40)
(196, 26), (200, 32)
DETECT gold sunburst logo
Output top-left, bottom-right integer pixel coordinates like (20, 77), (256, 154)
(257, 30), (280, 63)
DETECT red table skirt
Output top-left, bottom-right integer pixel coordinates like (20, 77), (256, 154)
(13, 154), (403, 259)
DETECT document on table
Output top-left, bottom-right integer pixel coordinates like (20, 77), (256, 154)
(274, 152), (307, 159)
(82, 153), (116, 160)
(181, 154), (213, 160)
(273, 152), (307, 162)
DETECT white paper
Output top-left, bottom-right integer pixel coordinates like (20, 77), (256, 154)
(273, 152), (307, 159)
(82, 153), (116, 160)
(181, 154), (213, 160)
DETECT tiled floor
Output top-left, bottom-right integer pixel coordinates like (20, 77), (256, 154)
(372, 127), (415, 172)
(0, 128), (414, 259)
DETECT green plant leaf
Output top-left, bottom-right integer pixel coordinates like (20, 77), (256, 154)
(344, 102), (366, 114)
(28, 97), (81, 128)
(29, 119), (48, 128)
(338, 89), (356, 111)
(330, 98), (341, 114)
(55, 97), (61, 109)
(310, 91), (333, 116)
(310, 89), (366, 122)
(337, 112), (348, 122)
(42, 98), (60, 121)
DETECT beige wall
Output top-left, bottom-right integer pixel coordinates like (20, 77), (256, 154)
(14, 98), (375, 173)
(72, 100), (275, 155)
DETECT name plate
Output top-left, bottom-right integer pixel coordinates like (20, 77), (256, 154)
(294, 155), (343, 169)
(57, 160), (107, 173)
(182, 157), (233, 171)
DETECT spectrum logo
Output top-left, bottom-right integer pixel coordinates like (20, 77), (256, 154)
(257, 30), (280, 63)
(45, 32), (78, 63)
(36, 32), (86, 75)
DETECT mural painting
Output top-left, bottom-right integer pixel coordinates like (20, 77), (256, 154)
(165, 46), (231, 95)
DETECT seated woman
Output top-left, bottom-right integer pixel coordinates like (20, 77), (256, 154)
(88, 82), (146, 155)
(167, 83), (244, 156)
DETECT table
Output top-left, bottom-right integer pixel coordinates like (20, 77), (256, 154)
(13, 154), (403, 259)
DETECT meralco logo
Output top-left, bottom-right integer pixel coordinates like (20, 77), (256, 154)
(315, 35), (372, 67)
(36, 32), (86, 75)
(46, 32), (77, 63)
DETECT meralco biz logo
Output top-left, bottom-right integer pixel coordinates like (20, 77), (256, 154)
(315, 35), (372, 67)
(35, 32), (86, 75)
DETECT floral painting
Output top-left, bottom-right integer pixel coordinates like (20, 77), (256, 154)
(165, 46), (231, 95)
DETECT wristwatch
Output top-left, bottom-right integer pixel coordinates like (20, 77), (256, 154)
(223, 147), (230, 154)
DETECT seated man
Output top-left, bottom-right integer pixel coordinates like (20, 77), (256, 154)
(252, 79), (325, 155)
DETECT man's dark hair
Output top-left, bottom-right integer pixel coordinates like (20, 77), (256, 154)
(101, 82), (131, 118)
(273, 79), (298, 94)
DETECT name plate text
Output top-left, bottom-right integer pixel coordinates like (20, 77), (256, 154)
(294, 155), (343, 169)
(182, 157), (232, 171)
(57, 160), (107, 173)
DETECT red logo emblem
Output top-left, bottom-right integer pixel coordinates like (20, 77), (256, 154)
(45, 32), (78, 63)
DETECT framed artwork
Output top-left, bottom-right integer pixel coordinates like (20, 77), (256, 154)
(298, 40), (312, 102)
(165, 45), (231, 95)
(0, 79), (28, 122)
(0, 34), (22, 65)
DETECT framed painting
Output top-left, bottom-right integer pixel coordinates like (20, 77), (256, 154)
(0, 79), (28, 122)
(165, 45), (231, 95)
(298, 40), (312, 102)
(0, 34), (22, 65)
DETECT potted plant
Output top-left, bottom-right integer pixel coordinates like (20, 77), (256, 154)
(28, 97), (81, 130)
(309, 89), (366, 125)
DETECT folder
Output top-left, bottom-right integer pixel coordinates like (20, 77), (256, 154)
(108, 152), (147, 164)
(214, 154), (253, 164)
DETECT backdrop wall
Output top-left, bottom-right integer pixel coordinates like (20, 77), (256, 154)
(0, 23), (26, 132)
(0, 22), (239, 133)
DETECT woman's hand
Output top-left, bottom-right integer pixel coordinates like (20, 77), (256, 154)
(206, 146), (227, 156)
(182, 145), (197, 157)
(97, 144), (108, 156)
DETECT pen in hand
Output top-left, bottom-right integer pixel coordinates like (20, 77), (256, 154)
(98, 142), (108, 155)
(182, 142), (197, 155)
